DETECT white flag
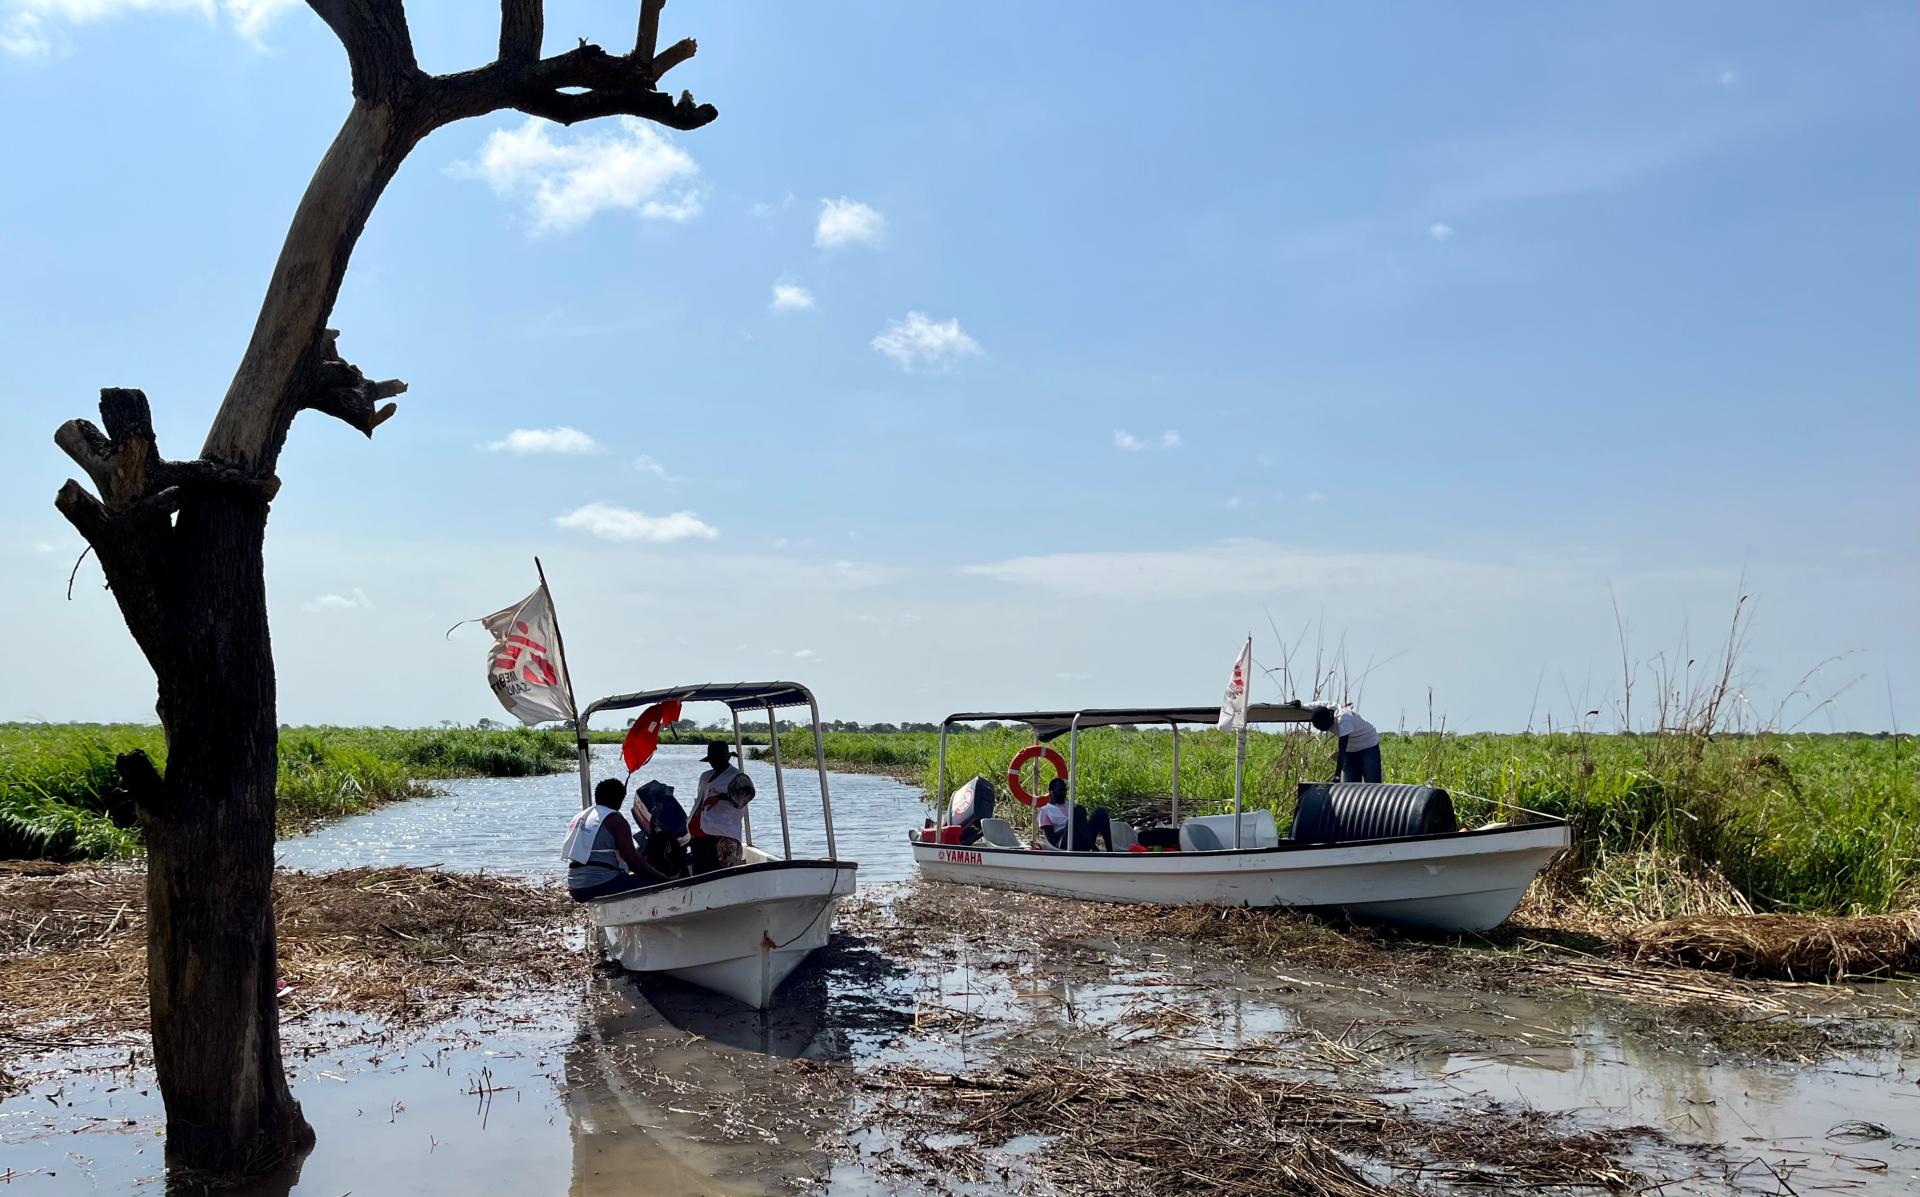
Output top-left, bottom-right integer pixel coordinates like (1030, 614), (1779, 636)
(1217, 637), (1252, 731)
(483, 586), (575, 726)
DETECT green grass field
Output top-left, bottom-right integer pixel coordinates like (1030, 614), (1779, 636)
(778, 727), (1916, 916)
(0, 723), (574, 861)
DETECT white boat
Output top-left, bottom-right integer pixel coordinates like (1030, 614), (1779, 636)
(576, 682), (858, 1008)
(910, 704), (1569, 933)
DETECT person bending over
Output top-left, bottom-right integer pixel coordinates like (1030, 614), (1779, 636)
(1035, 777), (1112, 851)
(563, 778), (671, 901)
(1314, 704), (1383, 783)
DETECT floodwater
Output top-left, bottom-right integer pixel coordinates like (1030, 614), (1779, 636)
(5, 752), (1917, 1194)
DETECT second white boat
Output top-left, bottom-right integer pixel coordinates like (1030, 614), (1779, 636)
(911, 703), (1569, 933)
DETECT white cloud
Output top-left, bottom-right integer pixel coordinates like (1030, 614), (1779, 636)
(1114, 428), (1181, 452)
(814, 197), (885, 249)
(487, 426), (597, 455)
(770, 281), (815, 312)
(1428, 222), (1455, 242)
(222, 0), (295, 44)
(1305, 491), (1328, 504)
(750, 192), (795, 219)
(1, 11), (50, 55)
(1718, 68), (1739, 87)
(631, 454), (674, 481)
(555, 503), (718, 544)
(302, 587), (371, 613)
(871, 312), (981, 371)
(792, 648), (818, 660)
(33, 542), (55, 554)
(1256, 452), (1274, 468)
(1, 0), (298, 57)
(1225, 497), (1243, 511)
(452, 117), (701, 235)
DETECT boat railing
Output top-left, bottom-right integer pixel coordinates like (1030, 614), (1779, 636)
(579, 681), (838, 862)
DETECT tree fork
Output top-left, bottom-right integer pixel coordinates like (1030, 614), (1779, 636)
(50, 0), (716, 1178)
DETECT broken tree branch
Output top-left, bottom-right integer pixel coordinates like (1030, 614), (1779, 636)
(299, 329), (405, 438)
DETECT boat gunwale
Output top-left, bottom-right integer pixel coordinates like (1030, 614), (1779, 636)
(583, 857), (859, 906)
(909, 816), (1570, 861)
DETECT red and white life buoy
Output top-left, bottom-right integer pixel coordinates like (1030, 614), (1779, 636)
(1006, 744), (1068, 807)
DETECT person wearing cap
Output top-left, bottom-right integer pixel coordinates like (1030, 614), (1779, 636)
(689, 741), (755, 874)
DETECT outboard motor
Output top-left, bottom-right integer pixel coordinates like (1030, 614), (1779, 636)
(1292, 782), (1455, 844)
(949, 776), (996, 828)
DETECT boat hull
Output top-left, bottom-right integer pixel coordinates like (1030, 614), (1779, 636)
(587, 860), (858, 1008)
(911, 822), (1568, 932)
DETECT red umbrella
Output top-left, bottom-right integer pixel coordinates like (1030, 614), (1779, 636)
(621, 699), (683, 773)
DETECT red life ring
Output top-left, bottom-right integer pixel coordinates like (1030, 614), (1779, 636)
(1006, 744), (1068, 807)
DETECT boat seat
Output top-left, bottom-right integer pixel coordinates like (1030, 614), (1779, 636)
(978, 817), (1020, 848)
(1108, 820), (1137, 851)
(1179, 811), (1279, 851)
(1179, 822), (1222, 852)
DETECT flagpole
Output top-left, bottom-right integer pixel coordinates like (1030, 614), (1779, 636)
(534, 556), (592, 810)
(1233, 633), (1249, 848)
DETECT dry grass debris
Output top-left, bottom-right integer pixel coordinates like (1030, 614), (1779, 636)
(866, 1058), (1650, 1195)
(1623, 910), (1920, 981)
(0, 864), (583, 1047)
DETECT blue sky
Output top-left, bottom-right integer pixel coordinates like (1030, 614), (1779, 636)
(2, 2), (1914, 731)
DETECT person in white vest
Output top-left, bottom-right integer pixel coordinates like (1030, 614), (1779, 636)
(689, 741), (755, 874)
(562, 778), (670, 901)
(1313, 703), (1384, 783)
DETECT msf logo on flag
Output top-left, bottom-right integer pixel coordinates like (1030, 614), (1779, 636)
(479, 584), (576, 726)
(491, 621), (559, 689)
(1218, 637), (1253, 731)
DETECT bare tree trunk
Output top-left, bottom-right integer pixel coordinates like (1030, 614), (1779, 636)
(142, 494), (311, 1172)
(51, 0), (715, 1178)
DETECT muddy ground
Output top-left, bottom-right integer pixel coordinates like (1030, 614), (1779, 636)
(1, 868), (1916, 1195)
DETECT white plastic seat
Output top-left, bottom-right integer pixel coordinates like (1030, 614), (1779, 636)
(1108, 820), (1137, 851)
(1178, 811), (1279, 851)
(978, 817), (1020, 848)
(1178, 822), (1222, 852)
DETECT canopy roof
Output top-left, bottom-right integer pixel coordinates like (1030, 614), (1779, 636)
(581, 681), (818, 722)
(943, 702), (1332, 742)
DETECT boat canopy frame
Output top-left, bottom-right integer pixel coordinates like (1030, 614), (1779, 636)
(577, 680), (838, 861)
(937, 702), (1334, 850)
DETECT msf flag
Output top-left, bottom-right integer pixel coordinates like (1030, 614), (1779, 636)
(1217, 637), (1252, 731)
(483, 587), (575, 726)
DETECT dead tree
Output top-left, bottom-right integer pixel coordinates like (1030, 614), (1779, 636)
(50, 1), (714, 1177)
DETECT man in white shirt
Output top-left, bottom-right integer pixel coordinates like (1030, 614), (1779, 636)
(690, 741), (754, 873)
(1331, 703), (1383, 783)
(1033, 777), (1112, 850)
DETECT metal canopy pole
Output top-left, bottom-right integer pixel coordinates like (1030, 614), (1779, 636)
(574, 724), (594, 811)
(731, 709), (752, 847)
(809, 696), (837, 860)
(1232, 724), (1248, 849)
(765, 702), (793, 860)
(1066, 714), (1082, 851)
(936, 722), (950, 827)
(1169, 723), (1181, 827)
